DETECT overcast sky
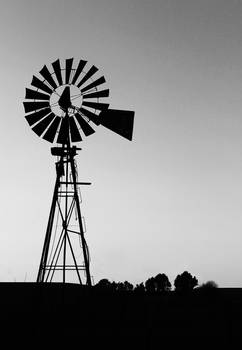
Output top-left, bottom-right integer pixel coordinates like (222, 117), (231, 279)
(0, 0), (242, 287)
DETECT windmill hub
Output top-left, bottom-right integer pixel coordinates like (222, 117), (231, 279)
(50, 85), (83, 117)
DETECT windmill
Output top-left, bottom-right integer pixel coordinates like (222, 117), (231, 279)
(23, 58), (135, 285)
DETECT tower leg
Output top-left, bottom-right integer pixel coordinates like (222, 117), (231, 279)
(37, 177), (60, 283)
(69, 151), (92, 286)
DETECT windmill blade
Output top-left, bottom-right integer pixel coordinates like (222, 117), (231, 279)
(99, 109), (135, 141)
(82, 101), (109, 111)
(71, 59), (87, 85)
(83, 89), (109, 99)
(80, 107), (100, 125)
(57, 117), (69, 144)
(77, 65), (98, 88)
(25, 88), (50, 101)
(65, 58), (73, 84)
(32, 113), (55, 136)
(39, 65), (57, 89)
(69, 116), (82, 142)
(25, 107), (51, 126)
(52, 59), (63, 86)
(75, 113), (95, 136)
(43, 116), (61, 143)
(81, 76), (106, 93)
(31, 75), (53, 94)
(23, 101), (49, 113)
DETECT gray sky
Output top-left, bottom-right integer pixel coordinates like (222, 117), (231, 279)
(0, 0), (242, 286)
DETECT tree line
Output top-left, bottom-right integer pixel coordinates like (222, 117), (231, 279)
(95, 271), (218, 293)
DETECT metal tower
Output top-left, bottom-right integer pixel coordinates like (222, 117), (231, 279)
(37, 136), (92, 284)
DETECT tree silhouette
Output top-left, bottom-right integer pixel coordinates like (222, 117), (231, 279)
(95, 279), (134, 292)
(116, 281), (133, 292)
(123, 281), (134, 291)
(145, 274), (171, 293)
(134, 282), (145, 294)
(154, 273), (171, 292)
(174, 271), (198, 292)
(199, 281), (218, 289)
(95, 278), (113, 290)
(145, 277), (156, 293)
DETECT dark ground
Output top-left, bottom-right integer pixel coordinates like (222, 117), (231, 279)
(0, 282), (241, 348)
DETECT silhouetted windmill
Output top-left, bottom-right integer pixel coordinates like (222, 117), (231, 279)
(23, 58), (135, 285)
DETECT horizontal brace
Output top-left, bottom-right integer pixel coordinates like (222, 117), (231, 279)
(45, 265), (85, 270)
(58, 191), (75, 193)
(60, 182), (92, 185)
(58, 195), (75, 198)
(45, 265), (84, 267)
(45, 267), (85, 271)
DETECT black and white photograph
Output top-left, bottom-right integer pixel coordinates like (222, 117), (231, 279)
(0, 0), (242, 347)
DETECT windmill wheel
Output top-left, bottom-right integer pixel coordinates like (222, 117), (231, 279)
(23, 58), (109, 143)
